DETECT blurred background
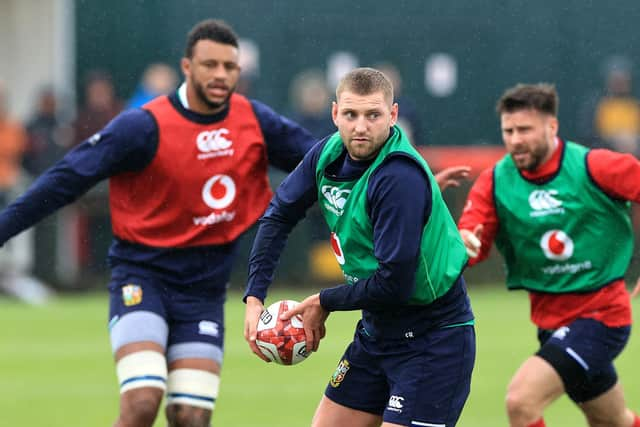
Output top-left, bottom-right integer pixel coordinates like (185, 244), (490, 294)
(1, 0), (640, 298)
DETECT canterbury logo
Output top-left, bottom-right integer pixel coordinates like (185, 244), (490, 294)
(197, 129), (232, 152)
(528, 190), (564, 217)
(322, 185), (351, 216)
(196, 129), (234, 159)
(388, 395), (405, 409)
(552, 326), (570, 340)
(529, 190), (562, 210)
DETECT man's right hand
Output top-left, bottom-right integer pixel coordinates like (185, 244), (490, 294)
(460, 224), (483, 258)
(434, 166), (471, 191)
(244, 296), (271, 362)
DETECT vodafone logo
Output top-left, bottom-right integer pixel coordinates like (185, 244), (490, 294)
(202, 175), (236, 209)
(196, 129), (234, 159)
(330, 232), (345, 265)
(540, 230), (574, 261)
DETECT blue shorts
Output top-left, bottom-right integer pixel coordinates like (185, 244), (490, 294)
(108, 264), (226, 363)
(536, 318), (630, 402)
(325, 322), (475, 426)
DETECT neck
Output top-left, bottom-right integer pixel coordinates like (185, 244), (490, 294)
(182, 82), (226, 115)
(521, 137), (562, 180)
(539, 137), (558, 167)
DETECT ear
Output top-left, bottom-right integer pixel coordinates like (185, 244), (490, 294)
(389, 103), (399, 127)
(180, 57), (191, 79)
(547, 116), (559, 136)
(331, 101), (339, 126)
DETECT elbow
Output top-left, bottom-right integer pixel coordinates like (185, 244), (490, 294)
(374, 279), (413, 306)
(372, 264), (416, 305)
(394, 284), (414, 304)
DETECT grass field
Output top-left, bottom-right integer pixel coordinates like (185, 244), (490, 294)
(0, 286), (638, 426)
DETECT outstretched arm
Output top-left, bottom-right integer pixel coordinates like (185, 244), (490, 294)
(243, 141), (324, 361)
(457, 167), (498, 265)
(0, 109), (157, 245)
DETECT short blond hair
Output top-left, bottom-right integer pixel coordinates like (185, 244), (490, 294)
(336, 67), (394, 105)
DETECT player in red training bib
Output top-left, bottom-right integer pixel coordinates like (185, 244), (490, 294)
(459, 83), (640, 427)
(0, 19), (318, 427)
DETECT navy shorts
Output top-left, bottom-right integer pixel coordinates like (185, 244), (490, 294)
(108, 264), (226, 362)
(325, 322), (475, 426)
(536, 318), (630, 403)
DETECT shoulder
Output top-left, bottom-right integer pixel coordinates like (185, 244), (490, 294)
(303, 135), (331, 167)
(248, 98), (303, 133)
(85, 108), (157, 153)
(248, 98), (278, 118)
(247, 98), (305, 128)
(108, 108), (156, 133)
(467, 165), (495, 186)
(368, 154), (430, 217)
(373, 154), (429, 188)
(227, 93), (253, 111)
(468, 166), (495, 198)
(586, 147), (640, 189)
(587, 147), (638, 166)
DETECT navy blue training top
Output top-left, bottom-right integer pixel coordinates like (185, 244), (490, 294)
(245, 129), (473, 339)
(0, 93), (316, 288)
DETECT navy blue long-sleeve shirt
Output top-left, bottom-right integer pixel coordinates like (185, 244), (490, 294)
(245, 130), (473, 338)
(0, 93), (316, 287)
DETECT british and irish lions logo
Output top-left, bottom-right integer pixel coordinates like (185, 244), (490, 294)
(540, 229), (574, 261)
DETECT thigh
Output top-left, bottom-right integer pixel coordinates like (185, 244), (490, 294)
(312, 395), (382, 427)
(109, 267), (169, 353)
(165, 285), (226, 366)
(161, 283), (226, 414)
(508, 355), (565, 409)
(536, 318), (630, 403)
(578, 382), (634, 426)
(323, 328), (390, 417)
(382, 325), (476, 427)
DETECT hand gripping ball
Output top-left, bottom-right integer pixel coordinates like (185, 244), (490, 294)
(256, 300), (310, 365)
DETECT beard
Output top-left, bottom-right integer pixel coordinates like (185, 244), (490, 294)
(512, 143), (549, 171)
(192, 78), (236, 111)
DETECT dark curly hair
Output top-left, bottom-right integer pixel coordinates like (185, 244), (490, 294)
(185, 19), (238, 59)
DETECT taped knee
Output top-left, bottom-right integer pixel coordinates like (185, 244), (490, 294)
(116, 350), (167, 394)
(166, 369), (220, 410)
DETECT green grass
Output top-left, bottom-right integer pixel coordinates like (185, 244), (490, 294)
(0, 286), (638, 426)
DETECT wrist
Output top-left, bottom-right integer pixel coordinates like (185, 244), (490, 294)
(245, 295), (264, 306)
(317, 290), (329, 311)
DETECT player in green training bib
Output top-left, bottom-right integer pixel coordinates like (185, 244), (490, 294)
(244, 68), (475, 427)
(459, 83), (640, 427)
